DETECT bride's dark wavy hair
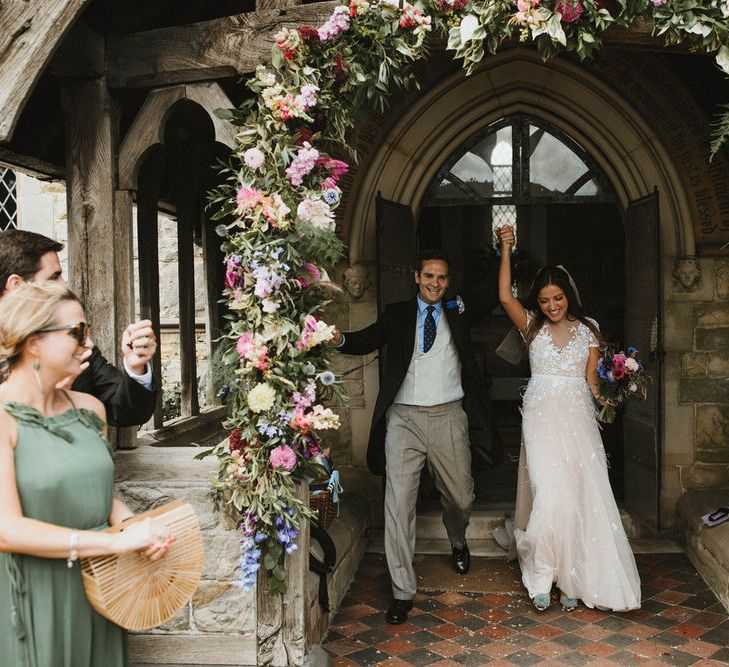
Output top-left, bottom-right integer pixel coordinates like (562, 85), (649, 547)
(522, 266), (602, 347)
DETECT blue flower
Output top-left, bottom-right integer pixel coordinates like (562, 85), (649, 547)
(323, 188), (340, 205)
(445, 295), (465, 314)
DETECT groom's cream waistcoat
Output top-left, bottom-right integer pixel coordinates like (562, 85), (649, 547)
(393, 313), (464, 406)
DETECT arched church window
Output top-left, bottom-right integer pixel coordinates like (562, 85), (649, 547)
(425, 114), (612, 249)
(0, 168), (18, 230)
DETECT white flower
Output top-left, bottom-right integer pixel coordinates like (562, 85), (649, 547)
(628, 382), (638, 393)
(261, 298), (280, 313)
(296, 197), (336, 230)
(247, 383), (276, 413)
(459, 15), (479, 43)
(625, 358), (639, 372)
(256, 65), (277, 87)
(244, 147), (265, 171)
(379, 0), (400, 16)
(716, 45), (729, 76)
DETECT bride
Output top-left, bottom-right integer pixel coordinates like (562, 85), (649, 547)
(496, 225), (641, 612)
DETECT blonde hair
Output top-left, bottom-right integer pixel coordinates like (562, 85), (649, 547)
(0, 282), (80, 381)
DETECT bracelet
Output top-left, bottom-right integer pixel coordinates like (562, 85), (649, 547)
(67, 530), (79, 569)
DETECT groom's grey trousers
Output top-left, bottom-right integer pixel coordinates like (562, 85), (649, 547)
(384, 400), (474, 600)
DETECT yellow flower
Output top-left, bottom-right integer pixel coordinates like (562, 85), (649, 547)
(247, 382), (276, 413)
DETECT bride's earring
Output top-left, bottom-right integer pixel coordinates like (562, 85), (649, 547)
(32, 358), (42, 391)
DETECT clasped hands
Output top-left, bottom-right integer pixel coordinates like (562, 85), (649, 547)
(116, 518), (175, 561)
(496, 225), (516, 252)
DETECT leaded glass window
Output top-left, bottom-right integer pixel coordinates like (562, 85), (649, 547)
(0, 168), (17, 231)
(424, 115), (613, 249)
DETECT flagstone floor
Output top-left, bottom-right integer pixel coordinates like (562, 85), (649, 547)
(323, 552), (729, 666)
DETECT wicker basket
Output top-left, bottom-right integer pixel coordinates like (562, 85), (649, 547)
(81, 500), (204, 631)
(309, 489), (337, 530)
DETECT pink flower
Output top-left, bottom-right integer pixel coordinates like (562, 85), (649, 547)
(225, 256), (243, 288)
(286, 142), (319, 187)
(613, 367), (625, 380)
(651, 0), (666, 5)
(236, 332), (256, 358)
(244, 148), (265, 171)
(318, 6), (350, 41)
(269, 444), (297, 471)
(291, 408), (313, 432)
(555, 0), (583, 22)
(236, 186), (263, 214)
(295, 83), (319, 110)
(292, 381), (316, 409)
(296, 262), (322, 288)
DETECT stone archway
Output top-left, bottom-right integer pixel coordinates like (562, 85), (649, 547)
(344, 49), (699, 528)
(346, 49), (695, 265)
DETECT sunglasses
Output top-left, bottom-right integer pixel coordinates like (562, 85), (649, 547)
(35, 322), (91, 345)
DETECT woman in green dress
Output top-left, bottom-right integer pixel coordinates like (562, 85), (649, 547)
(0, 282), (173, 667)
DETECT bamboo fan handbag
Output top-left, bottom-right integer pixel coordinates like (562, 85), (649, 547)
(81, 500), (204, 631)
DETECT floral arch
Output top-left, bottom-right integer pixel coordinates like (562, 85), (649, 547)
(201, 0), (729, 593)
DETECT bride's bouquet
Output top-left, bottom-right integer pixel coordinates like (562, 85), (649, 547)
(595, 346), (649, 423)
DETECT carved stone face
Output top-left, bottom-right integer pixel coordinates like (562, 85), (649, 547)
(344, 265), (368, 299)
(674, 259), (700, 291)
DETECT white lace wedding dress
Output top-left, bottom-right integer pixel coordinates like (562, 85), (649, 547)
(513, 317), (641, 611)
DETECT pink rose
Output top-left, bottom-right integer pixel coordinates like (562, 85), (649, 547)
(269, 444), (297, 471)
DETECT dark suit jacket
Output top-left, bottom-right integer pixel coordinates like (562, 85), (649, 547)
(340, 298), (502, 476)
(72, 347), (156, 427)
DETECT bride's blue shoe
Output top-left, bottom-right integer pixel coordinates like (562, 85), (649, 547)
(560, 594), (578, 612)
(532, 593), (550, 611)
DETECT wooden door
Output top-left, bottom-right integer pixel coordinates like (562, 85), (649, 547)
(376, 193), (417, 311)
(623, 191), (663, 532)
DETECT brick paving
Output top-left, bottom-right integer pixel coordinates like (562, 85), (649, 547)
(323, 553), (729, 666)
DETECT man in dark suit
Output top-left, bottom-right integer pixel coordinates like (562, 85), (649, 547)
(0, 229), (157, 427)
(334, 250), (501, 624)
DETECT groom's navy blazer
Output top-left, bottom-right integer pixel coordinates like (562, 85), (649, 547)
(340, 297), (502, 476)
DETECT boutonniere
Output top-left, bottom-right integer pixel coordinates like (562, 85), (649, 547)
(445, 295), (465, 315)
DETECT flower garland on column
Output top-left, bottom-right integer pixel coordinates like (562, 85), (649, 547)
(202, 0), (729, 595)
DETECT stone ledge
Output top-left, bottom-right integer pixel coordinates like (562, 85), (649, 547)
(676, 490), (729, 613)
(129, 633), (256, 666)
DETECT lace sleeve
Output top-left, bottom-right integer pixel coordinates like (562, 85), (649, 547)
(585, 317), (600, 348)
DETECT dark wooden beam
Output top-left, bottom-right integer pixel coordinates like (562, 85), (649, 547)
(0, 146), (64, 179)
(108, 8), (698, 90)
(107, 2), (337, 89)
(0, 0), (90, 143)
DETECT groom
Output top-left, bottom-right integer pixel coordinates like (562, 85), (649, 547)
(333, 250), (500, 624)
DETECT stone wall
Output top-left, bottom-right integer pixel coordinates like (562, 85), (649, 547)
(671, 258), (729, 499)
(115, 447), (258, 666)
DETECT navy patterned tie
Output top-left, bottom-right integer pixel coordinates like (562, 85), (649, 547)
(423, 305), (437, 353)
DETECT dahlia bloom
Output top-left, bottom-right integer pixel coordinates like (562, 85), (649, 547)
(269, 444), (298, 471)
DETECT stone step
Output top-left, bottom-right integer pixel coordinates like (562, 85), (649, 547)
(366, 534), (684, 557)
(369, 508), (683, 545)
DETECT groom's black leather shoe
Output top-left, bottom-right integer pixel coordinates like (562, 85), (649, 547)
(452, 542), (470, 575)
(386, 599), (413, 625)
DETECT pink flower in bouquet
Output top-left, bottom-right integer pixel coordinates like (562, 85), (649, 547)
(318, 6), (350, 41)
(286, 142), (319, 187)
(295, 83), (319, 110)
(236, 332), (270, 372)
(236, 185), (263, 214)
(225, 256), (243, 288)
(269, 444), (297, 471)
(292, 381), (316, 409)
(296, 262), (321, 288)
(555, 0), (583, 22)
(291, 408), (313, 432)
(301, 436), (321, 459)
(651, 0), (666, 5)
(613, 367), (625, 381)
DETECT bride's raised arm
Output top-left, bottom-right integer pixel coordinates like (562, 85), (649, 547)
(496, 226), (528, 333)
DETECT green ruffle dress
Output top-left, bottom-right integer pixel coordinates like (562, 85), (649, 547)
(0, 400), (127, 667)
